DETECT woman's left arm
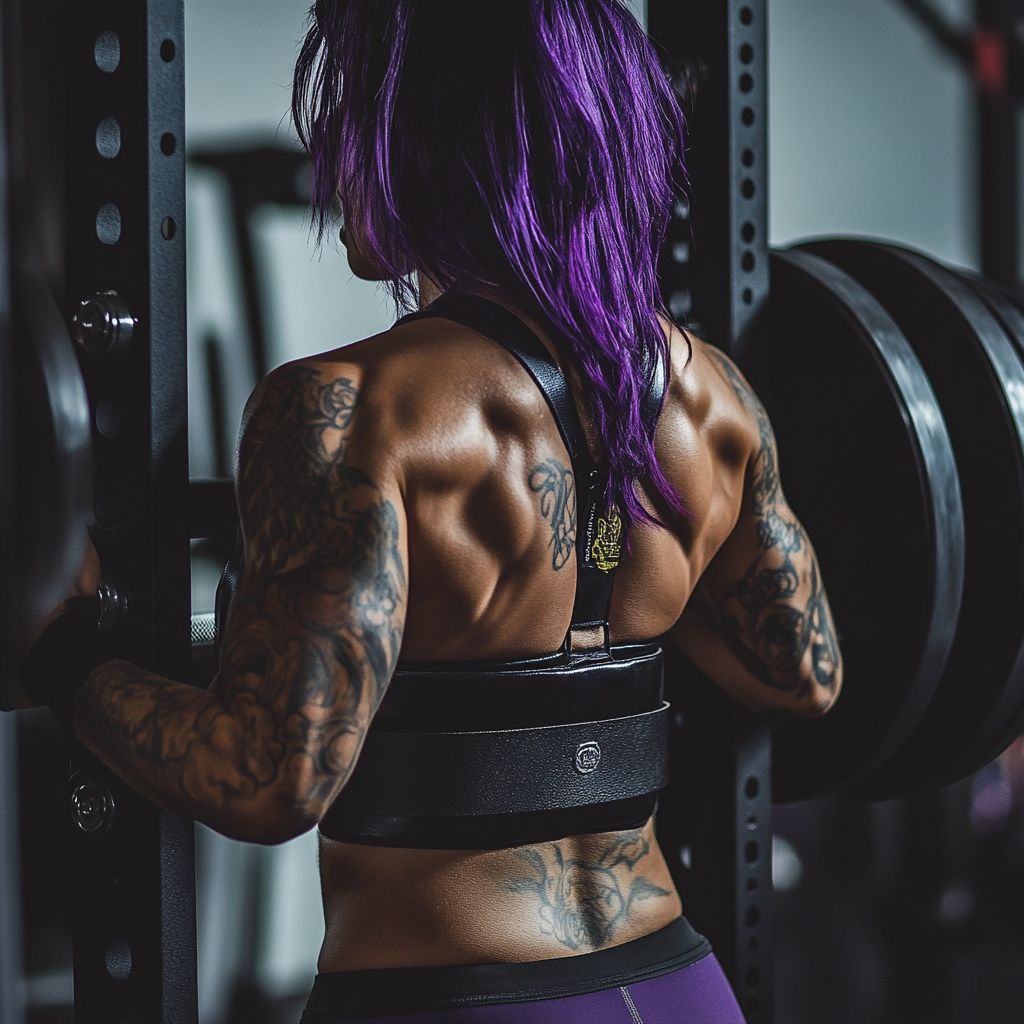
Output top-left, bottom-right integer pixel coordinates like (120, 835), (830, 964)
(74, 361), (408, 844)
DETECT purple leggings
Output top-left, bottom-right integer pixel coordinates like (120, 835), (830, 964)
(346, 954), (744, 1023)
(301, 919), (745, 1024)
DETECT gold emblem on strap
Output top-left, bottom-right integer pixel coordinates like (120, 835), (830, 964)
(590, 504), (623, 572)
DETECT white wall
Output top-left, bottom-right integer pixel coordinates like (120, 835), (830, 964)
(184, 0), (394, 483)
(768, 0), (978, 269)
(185, 0), (311, 148)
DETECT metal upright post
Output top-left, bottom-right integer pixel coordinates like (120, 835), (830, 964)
(0, 0), (15, 710)
(0, 5), (25, 1017)
(0, 715), (25, 1024)
(64, 2), (195, 1021)
(975, 0), (1020, 286)
(647, 1), (773, 1021)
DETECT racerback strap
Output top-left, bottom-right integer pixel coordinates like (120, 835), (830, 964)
(396, 292), (667, 643)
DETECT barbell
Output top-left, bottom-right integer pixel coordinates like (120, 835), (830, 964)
(9, 239), (1024, 805)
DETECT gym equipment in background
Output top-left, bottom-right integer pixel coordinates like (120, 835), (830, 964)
(745, 248), (964, 804)
(64, 1), (194, 1021)
(802, 239), (1024, 802)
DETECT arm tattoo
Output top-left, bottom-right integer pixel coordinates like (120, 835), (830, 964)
(77, 365), (406, 834)
(707, 347), (841, 701)
(529, 458), (577, 570)
(505, 828), (671, 950)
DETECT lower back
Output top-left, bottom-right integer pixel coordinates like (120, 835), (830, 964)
(316, 817), (682, 971)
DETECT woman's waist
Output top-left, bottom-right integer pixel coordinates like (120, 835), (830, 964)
(305, 916), (711, 1021)
(316, 818), (682, 973)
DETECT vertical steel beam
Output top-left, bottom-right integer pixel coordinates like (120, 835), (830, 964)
(64, 2), (194, 1021)
(648, 2), (773, 1021)
(0, 0), (17, 706)
(976, 0), (1020, 286)
(1, 5), (26, 1016)
(0, 714), (25, 1024)
(650, 0), (769, 358)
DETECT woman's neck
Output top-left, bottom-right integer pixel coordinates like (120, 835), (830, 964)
(417, 272), (443, 308)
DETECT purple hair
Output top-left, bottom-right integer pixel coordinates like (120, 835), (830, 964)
(293, 0), (688, 527)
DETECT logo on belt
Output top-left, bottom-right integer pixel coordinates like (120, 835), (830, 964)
(575, 741), (602, 774)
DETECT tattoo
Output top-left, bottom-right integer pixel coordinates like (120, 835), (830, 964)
(77, 365), (406, 833)
(506, 828), (671, 950)
(529, 459), (577, 570)
(707, 347), (841, 700)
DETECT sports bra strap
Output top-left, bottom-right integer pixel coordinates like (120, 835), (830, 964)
(396, 293), (583, 466)
(396, 291), (666, 644)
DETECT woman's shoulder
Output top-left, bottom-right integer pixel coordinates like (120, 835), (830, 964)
(241, 315), (559, 474)
(659, 322), (760, 468)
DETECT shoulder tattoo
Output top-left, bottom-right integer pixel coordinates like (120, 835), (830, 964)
(529, 458), (577, 571)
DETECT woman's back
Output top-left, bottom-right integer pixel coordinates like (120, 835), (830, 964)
(281, 0), (840, 1011)
(272, 301), (818, 972)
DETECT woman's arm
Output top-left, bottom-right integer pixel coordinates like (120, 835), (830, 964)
(74, 361), (408, 844)
(672, 346), (842, 717)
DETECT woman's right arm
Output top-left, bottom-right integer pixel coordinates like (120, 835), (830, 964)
(671, 347), (842, 717)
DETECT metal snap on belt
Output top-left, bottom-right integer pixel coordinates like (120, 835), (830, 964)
(575, 741), (601, 774)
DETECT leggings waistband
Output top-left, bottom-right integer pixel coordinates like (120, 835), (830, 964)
(301, 917), (711, 1021)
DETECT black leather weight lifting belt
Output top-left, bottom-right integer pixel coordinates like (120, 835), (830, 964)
(316, 293), (670, 849)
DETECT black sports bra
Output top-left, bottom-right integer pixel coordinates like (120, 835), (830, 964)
(314, 292), (671, 849)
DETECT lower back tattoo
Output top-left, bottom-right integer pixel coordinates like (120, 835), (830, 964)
(506, 827), (672, 951)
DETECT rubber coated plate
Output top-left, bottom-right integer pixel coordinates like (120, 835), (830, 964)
(742, 250), (963, 803)
(945, 274), (1024, 780)
(1, 271), (94, 709)
(805, 240), (1024, 800)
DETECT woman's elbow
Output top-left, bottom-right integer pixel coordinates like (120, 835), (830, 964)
(261, 806), (322, 846)
(209, 788), (327, 846)
(795, 659), (843, 718)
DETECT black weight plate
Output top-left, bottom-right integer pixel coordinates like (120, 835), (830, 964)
(943, 274), (1024, 779)
(0, 270), (93, 709)
(804, 240), (1024, 800)
(742, 250), (963, 803)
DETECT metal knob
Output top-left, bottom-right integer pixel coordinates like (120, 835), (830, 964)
(70, 778), (115, 834)
(71, 290), (136, 359)
(97, 577), (128, 632)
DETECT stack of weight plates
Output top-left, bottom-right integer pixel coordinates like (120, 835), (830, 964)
(743, 240), (1024, 802)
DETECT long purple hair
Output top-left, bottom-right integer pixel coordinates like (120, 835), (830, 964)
(293, 0), (688, 527)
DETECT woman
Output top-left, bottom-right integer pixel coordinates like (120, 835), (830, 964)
(27, 1), (841, 1020)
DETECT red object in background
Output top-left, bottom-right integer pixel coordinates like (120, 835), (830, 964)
(974, 27), (1007, 95)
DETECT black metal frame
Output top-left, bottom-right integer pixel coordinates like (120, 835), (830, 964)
(648, 1), (773, 1021)
(0, 10), (23, 1012)
(64, 2), (195, 1021)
